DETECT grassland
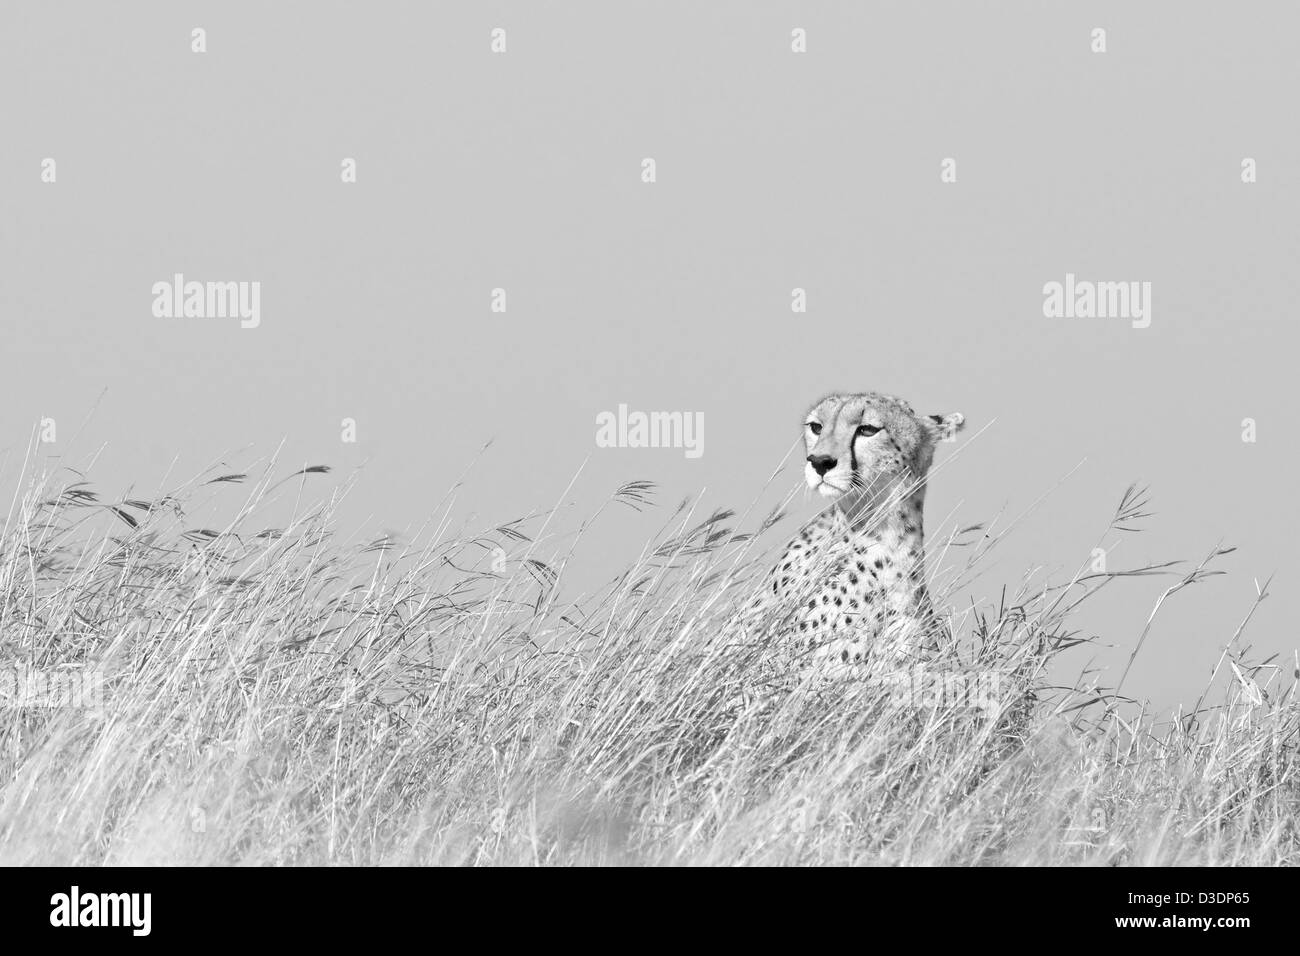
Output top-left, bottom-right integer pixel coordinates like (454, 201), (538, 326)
(0, 459), (1294, 866)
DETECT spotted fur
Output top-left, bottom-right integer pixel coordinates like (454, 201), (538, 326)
(766, 392), (965, 675)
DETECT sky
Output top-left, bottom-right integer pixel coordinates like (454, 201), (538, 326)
(3, 1), (1297, 711)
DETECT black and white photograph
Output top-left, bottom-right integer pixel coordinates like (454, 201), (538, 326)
(0, 0), (1293, 935)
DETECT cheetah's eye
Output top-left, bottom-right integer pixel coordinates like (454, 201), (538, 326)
(806, 422), (822, 435)
(857, 424), (882, 437)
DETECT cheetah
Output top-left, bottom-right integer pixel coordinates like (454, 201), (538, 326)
(762, 392), (965, 675)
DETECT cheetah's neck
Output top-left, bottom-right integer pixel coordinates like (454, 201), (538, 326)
(834, 490), (925, 556)
(825, 492), (929, 611)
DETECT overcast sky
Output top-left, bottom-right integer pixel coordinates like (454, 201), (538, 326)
(3, 1), (1296, 711)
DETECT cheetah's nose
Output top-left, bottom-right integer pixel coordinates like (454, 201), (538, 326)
(808, 454), (837, 476)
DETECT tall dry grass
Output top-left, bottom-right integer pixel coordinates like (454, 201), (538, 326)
(0, 457), (1295, 866)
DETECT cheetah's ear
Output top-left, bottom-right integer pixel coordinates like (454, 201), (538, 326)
(924, 412), (965, 443)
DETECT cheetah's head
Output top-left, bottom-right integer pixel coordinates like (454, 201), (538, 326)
(802, 392), (964, 502)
